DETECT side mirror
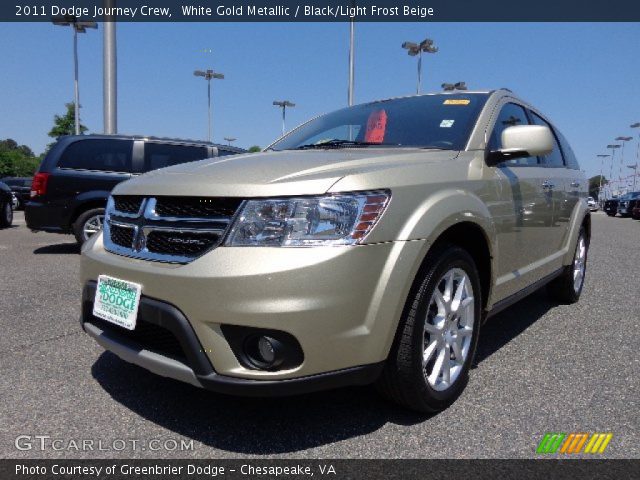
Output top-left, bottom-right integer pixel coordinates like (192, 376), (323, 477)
(487, 125), (554, 166)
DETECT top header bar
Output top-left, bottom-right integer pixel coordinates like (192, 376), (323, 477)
(7, 0), (640, 22)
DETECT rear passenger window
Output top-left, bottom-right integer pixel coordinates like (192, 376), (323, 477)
(144, 144), (208, 171)
(488, 103), (537, 167)
(58, 140), (133, 172)
(529, 112), (565, 168)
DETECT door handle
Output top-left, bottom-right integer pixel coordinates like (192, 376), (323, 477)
(541, 181), (555, 189)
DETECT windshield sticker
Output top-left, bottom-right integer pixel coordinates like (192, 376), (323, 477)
(364, 110), (388, 144)
(443, 99), (471, 105)
(440, 119), (455, 128)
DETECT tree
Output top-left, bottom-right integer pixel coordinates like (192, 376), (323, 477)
(248, 145), (261, 153)
(589, 175), (607, 200)
(48, 102), (88, 139)
(0, 139), (41, 177)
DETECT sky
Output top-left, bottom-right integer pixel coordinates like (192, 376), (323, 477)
(1, 22), (639, 180)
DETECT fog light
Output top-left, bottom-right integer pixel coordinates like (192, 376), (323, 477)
(258, 336), (276, 364)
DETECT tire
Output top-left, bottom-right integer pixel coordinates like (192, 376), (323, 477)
(0, 201), (13, 228)
(547, 227), (588, 304)
(606, 212), (616, 217)
(376, 244), (482, 413)
(73, 208), (105, 245)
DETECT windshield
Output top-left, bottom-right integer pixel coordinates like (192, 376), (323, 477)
(270, 93), (489, 151)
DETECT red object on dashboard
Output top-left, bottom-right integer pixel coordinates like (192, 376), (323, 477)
(364, 110), (387, 144)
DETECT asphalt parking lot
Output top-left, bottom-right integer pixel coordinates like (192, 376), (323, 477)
(0, 211), (638, 459)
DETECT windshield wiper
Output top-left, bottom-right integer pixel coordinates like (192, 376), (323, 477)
(290, 139), (398, 150)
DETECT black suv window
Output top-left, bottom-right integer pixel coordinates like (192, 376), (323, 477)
(144, 143), (208, 171)
(58, 139), (133, 172)
(529, 112), (565, 168)
(488, 103), (537, 167)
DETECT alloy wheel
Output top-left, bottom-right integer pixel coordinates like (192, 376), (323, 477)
(423, 268), (475, 391)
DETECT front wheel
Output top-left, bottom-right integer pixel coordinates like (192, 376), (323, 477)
(547, 227), (588, 304)
(73, 208), (105, 245)
(376, 245), (481, 413)
(0, 201), (13, 228)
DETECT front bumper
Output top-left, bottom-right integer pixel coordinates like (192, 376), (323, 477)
(81, 282), (383, 395)
(80, 233), (426, 383)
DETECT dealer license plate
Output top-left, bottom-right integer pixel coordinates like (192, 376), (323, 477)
(92, 275), (142, 331)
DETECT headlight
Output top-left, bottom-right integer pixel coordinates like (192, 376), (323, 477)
(225, 191), (390, 246)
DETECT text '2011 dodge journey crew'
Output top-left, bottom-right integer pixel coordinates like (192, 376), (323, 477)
(80, 89), (589, 412)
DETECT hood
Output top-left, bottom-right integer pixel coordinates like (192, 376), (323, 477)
(113, 148), (459, 197)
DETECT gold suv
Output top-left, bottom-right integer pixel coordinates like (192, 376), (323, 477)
(80, 89), (589, 412)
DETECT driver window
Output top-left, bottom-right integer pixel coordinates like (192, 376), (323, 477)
(489, 103), (538, 167)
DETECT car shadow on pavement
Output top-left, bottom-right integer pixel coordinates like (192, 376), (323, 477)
(92, 352), (428, 454)
(91, 287), (557, 455)
(475, 288), (556, 364)
(33, 243), (80, 255)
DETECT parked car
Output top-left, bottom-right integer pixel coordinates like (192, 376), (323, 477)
(0, 181), (14, 228)
(1, 176), (32, 209)
(80, 89), (589, 413)
(587, 196), (598, 211)
(25, 135), (245, 245)
(603, 197), (619, 216)
(632, 201), (640, 220)
(617, 191), (640, 217)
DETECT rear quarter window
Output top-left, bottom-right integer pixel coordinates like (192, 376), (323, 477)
(57, 139), (133, 172)
(143, 143), (208, 171)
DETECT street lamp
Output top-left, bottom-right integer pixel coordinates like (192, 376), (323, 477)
(442, 82), (467, 91)
(615, 136), (633, 195)
(596, 154), (610, 204)
(273, 100), (295, 137)
(631, 123), (640, 192)
(223, 137), (236, 146)
(401, 37), (438, 94)
(606, 144), (621, 198)
(52, 15), (98, 135)
(194, 69), (224, 143)
(627, 164), (638, 192)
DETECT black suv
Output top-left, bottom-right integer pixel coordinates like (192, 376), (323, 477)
(25, 135), (245, 244)
(1, 177), (32, 209)
(617, 191), (640, 217)
(603, 197), (619, 216)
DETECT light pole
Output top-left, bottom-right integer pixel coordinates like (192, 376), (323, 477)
(194, 69), (224, 143)
(273, 100), (295, 137)
(348, 20), (355, 106)
(596, 154), (610, 204)
(103, 0), (117, 134)
(52, 15), (97, 135)
(615, 136), (632, 195)
(606, 144), (621, 198)
(631, 123), (640, 192)
(401, 37), (438, 94)
(223, 137), (236, 146)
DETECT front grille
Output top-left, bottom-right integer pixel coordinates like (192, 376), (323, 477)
(104, 196), (241, 263)
(147, 230), (220, 256)
(114, 196), (143, 215)
(110, 224), (135, 248)
(155, 197), (242, 218)
(89, 316), (186, 361)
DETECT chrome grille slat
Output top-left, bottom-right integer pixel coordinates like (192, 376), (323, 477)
(104, 196), (240, 264)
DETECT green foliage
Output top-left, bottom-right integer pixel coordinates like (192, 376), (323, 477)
(0, 139), (41, 177)
(588, 175), (607, 199)
(248, 145), (262, 153)
(48, 102), (88, 139)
